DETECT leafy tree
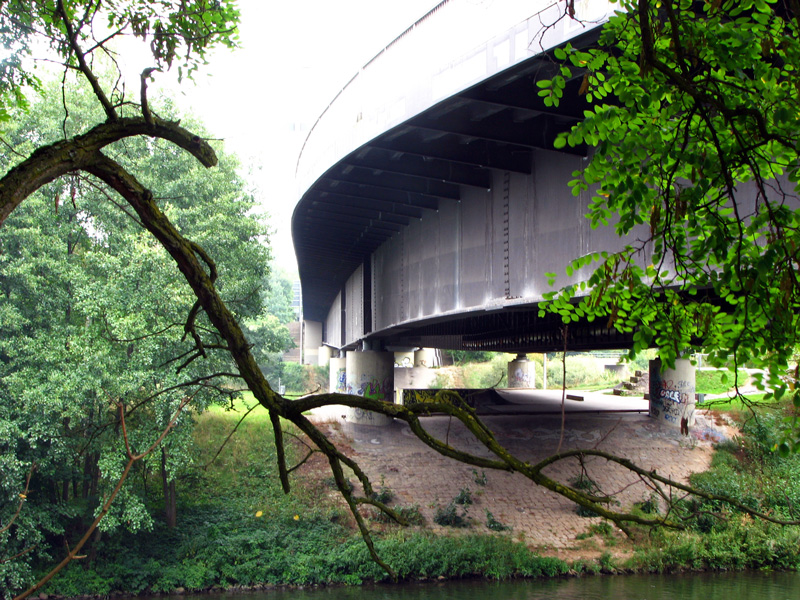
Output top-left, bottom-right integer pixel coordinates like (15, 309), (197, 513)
(540, 0), (800, 443)
(265, 269), (297, 326)
(0, 74), (271, 591)
(2, 1), (800, 598)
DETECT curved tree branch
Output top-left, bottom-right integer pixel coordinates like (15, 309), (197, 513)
(0, 116), (217, 224)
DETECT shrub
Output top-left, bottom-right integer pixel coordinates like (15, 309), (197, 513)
(434, 502), (469, 528)
(472, 469), (488, 486)
(454, 487), (473, 505)
(485, 510), (511, 532)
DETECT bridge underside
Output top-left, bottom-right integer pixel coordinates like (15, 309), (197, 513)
(364, 305), (635, 354)
(293, 19), (647, 354)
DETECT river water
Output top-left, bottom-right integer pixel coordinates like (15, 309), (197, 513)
(161, 572), (799, 600)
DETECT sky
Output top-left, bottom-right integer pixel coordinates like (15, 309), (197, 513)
(174, 0), (444, 274)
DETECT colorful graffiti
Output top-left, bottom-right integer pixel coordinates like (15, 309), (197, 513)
(335, 368), (347, 393)
(650, 362), (695, 434)
(347, 375), (392, 402)
(509, 366), (530, 387)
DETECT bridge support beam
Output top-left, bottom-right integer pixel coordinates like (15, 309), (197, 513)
(344, 350), (394, 426)
(649, 358), (696, 434)
(508, 354), (534, 388)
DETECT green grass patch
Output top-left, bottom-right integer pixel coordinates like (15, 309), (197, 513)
(626, 406), (800, 573)
(695, 369), (750, 395)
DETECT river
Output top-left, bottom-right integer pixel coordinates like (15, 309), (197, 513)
(158, 571), (798, 600)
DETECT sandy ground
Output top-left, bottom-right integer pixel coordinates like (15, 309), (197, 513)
(308, 391), (734, 558)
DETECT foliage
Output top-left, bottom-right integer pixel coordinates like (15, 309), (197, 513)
(38, 407), (570, 593)
(695, 369), (751, 395)
(264, 269), (298, 325)
(454, 487), (473, 506)
(433, 502), (470, 528)
(485, 510), (511, 532)
(539, 0), (800, 443)
(448, 350), (497, 365)
(626, 409), (800, 572)
(0, 75), (273, 594)
(543, 354), (617, 389)
(472, 469), (488, 486)
(369, 476), (393, 504)
(6, 0), (800, 593)
(0, 0), (239, 121)
(569, 475), (601, 517)
(371, 504), (425, 526)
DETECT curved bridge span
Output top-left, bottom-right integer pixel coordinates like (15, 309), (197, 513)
(292, 0), (639, 355)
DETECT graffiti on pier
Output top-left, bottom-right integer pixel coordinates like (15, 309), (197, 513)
(510, 366), (530, 387)
(650, 364), (695, 434)
(347, 374), (391, 402)
(394, 355), (413, 368)
(352, 407), (378, 423)
(335, 367), (347, 393)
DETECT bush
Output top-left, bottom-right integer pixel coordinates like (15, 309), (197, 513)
(434, 502), (469, 528)
(545, 355), (613, 389)
(485, 510), (511, 532)
(454, 488), (473, 505)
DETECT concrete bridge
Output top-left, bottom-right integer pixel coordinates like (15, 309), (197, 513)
(291, 0), (700, 430)
(292, 0), (643, 360)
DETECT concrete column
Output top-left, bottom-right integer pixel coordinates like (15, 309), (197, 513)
(414, 348), (434, 367)
(649, 358), (696, 434)
(394, 350), (414, 368)
(318, 345), (332, 367)
(508, 354), (534, 388)
(329, 357), (347, 393)
(302, 320), (322, 365)
(344, 351), (394, 426)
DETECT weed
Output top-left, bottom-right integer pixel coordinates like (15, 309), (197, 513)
(394, 505), (426, 526)
(569, 474), (599, 492)
(589, 521), (613, 536)
(485, 510), (511, 532)
(325, 476), (354, 493)
(454, 487), (473, 505)
(471, 469), (488, 486)
(433, 502), (469, 528)
(569, 475), (601, 517)
(634, 493), (660, 515)
(371, 477), (393, 504)
(598, 551), (617, 572)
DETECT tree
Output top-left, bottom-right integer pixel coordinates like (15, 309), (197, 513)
(539, 0), (800, 448)
(2, 1), (800, 597)
(0, 74), (272, 591)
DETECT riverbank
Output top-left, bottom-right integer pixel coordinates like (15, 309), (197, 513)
(315, 402), (727, 551)
(31, 399), (800, 599)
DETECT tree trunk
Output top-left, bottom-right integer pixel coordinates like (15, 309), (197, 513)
(160, 447), (177, 528)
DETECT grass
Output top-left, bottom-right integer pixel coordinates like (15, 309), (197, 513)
(695, 369), (750, 395)
(37, 386), (800, 596)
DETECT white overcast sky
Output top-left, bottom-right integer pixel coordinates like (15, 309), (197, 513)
(174, 0), (443, 273)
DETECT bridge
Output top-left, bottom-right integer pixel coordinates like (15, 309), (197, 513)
(292, 0), (645, 360)
(291, 0), (705, 432)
